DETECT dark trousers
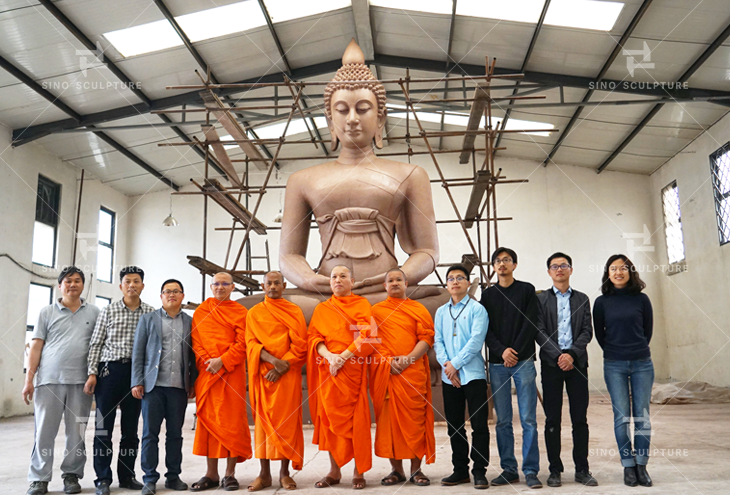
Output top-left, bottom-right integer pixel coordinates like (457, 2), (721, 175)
(93, 361), (141, 484)
(443, 379), (490, 476)
(140, 386), (188, 484)
(541, 363), (589, 474)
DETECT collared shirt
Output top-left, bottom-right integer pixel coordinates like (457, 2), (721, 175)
(155, 310), (186, 389)
(32, 298), (100, 386)
(88, 298), (155, 375)
(553, 286), (573, 350)
(434, 294), (489, 386)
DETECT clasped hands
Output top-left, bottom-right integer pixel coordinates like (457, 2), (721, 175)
(389, 356), (413, 375)
(265, 358), (291, 383)
(443, 361), (461, 388)
(325, 352), (347, 377)
(557, 352), (574, 371)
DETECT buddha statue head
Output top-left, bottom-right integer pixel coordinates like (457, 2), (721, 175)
(324, 39), (387, 152)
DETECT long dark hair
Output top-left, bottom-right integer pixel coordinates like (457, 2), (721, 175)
(601, 254), (646, 296)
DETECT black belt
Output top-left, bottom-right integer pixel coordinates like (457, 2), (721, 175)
(104, 358), (132, 365)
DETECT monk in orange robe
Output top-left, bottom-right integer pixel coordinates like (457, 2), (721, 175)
(370, 268), (436, 487)
(308, 265), (375, 490)
(191, 272), (251, 492)
(245, 271), (307, 492)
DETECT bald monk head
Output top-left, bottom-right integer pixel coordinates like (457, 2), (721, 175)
(330, 265), (354, 297)
(261, 270), (286, 299)
(383, 268), (408, 299)
(211, 272), (235, 301)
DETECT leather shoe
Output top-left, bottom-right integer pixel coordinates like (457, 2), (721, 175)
(63, 474), (81, 494)
(525, 474), (543, 489)
(547, 472), (561, 487)
(441, 472), (470, 486)
(141, 482), (156, 495)
(491, 471), (519, 486)
(120, 477), (144, 490)
(624, 467), (638, 487)
(575, 470), (598, 486)
(636, 465), (652, 487)
(165, 477), (189, 491)
(473, 473), (489, 490)
(95, 480), (111, 495)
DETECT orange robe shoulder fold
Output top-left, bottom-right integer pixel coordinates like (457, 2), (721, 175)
(191, 297), (252, 461)
(369, 297), (436, 463)
(246, 297), (308, 470)
(307, 294), (376, 473)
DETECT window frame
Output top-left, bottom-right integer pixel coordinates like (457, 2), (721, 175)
(710, 142), (730, 246)
(33, 175), (61, 268)
(25, 283), (53, 373)
(660, 180), (687, 275)
(97, 206), (116, 283)
(95, 295), (112, 309)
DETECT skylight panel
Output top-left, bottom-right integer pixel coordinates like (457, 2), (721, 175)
(456, 0), (544, 24)
(177, 2), (267, 43)
(266, 0), (352, 23)
(104, 20), (182, 57)
(544, 0), (624, 31)
(370, 0), (452, 15)
(389, 111), (554, 136)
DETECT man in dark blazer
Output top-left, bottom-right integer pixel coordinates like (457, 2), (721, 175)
(536, 253), (598, 488)
(132, 279), (196, 495)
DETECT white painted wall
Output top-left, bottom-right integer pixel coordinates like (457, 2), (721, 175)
(127, 143), (667, 393)
(0, 124), (130, 418)
(650, 110), (730, 387)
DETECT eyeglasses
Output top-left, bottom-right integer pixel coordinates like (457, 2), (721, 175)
(549, 264), (571, 271)
(211, 282), (232, 288)
(161, 289), (182, 295)
(447, 276), (467, 283)
(493, 258), (513, 265)
(609, 265), (629, 273)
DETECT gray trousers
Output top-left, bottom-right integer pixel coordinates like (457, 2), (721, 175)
(28, 384), (93, 482)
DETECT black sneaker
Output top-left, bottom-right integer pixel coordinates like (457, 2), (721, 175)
(575, 470), (598, 486)
(525, 474), (543, 489)
(473, 473), (489, 490)
(441, 472), (471, 486)
(636, 465), (652, 487)
(624, 467), (638, 487)
(62, 474), (82, 494)
(165, 477), (189, 491)
(491, 471), (519, 486)
(120, 477), (144, 490)
(141, 482), (156, 495)
(95, 480), (111, 495)
(547, 472), (561, 487)
(27, 482), (48, 495)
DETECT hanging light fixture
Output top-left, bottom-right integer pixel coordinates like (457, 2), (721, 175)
(162, 191), (179, 227)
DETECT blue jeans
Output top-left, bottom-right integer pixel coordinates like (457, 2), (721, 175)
(489, 360), (539, 475)
(603, 359), (654, 467)
(140, 386), (188, 484)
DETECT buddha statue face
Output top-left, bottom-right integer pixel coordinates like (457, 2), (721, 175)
(330, 88), (386, 152)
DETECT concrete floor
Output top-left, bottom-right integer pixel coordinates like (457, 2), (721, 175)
(1, 395), (728, 494)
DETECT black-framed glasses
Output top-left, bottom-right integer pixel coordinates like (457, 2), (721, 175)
(549, 264), (571, 271)
(161, 289), (182, 295)
(493, 258), (513, 265)
(447, 276), (467, 283)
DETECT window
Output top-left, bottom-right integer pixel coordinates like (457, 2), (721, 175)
(32, 175), (61, 267)
(97, 207), (115, 283)
(95, 296), (112, 310)
(26, 284), (53, 372)
(661, 181), (685, 265)
(710, 142), (730, 245)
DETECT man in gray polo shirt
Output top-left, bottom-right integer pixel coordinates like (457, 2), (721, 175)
(23, 267), (100, 495)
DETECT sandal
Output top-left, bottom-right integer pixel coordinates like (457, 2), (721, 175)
(247, 477), (272, 492)
(191, 477), (220, 492)
(352, 478), (366, 490)
(381, 471), (407, 486)
(410, 470), (430, 486)
(280, 476), (297, 490)
(223, 476), (240, 491)
(315, 476), (340, 488)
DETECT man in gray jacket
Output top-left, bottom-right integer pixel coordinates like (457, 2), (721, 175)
(131, 279), (196, 495)
(535, 253), (597, 488)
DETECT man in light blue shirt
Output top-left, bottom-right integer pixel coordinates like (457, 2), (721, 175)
(434, 264), (490, 489)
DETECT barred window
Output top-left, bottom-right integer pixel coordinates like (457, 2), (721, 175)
(32, 175), (61, 267)
(97, 207), (115, 283)
(710, 142), (730, 245)
(661, 181), (685, 264)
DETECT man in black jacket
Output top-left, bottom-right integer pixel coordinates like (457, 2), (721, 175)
(535, 252), (597, 488)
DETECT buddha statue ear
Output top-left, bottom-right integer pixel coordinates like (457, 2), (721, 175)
(328, 117), (339, 151)
(373, 107), (387, 150)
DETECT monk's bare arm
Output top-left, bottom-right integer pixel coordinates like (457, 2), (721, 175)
(396, 166), (439, 285)
(260, 348), (290, 374)
(279, 172), (332, 293)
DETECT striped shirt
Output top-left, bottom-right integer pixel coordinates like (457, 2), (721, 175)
(87, 298), (154, 375)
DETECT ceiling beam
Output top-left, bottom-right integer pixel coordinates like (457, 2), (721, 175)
(543, 0), (654, 167)
(438, 0), (458, 150)
(12, 53), (730, 146)
(493, 0), (551, 154)
(597, 18), (730, 173)
(352, 0), (375, 60)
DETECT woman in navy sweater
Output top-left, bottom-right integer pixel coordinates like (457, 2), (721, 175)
(593, 254), (653, 488)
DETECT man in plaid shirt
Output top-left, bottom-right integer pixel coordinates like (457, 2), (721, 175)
(84, 266), (154, 495)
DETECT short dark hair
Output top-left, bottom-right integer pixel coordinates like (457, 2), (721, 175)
(601, 254), (646, 296)
(446, 264), (470, 281)
(161, 279), (184, 293)
(547, 252), (572, 269)
(385, 267), (407, 282)
(491, 247), (518, 265)
(58, 266), (85, 284)
(120, 266), (144, 282)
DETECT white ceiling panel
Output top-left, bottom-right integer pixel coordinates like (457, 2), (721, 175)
(542, 144), (607, 169)
(603, 37), (707, 83)
(687, 46), (730, 91)
(372, 8), (452, 61)
(527, 27), (619, 78)
(277, 9), (356, 69)
(194, 29), (283, 83)
(102, 173), (172, 196)
(449, 18), (533, 70)
(114, 46), (203, 100)
(604, 153), (667, 175)
(0, 82), (73, 128)
(629, 0), (730, 44)
(35, 131), (118, 161)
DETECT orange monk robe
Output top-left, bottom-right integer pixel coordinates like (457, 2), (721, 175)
(192, 297), (252, 461)
(246, 297), (308, 470)
(307, 295), (375, 474)
(369, 297), (436, 463)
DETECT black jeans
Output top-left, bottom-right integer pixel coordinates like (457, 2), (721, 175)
(541, 363), (589, 474)
(140, 386), (188, 484)
(93, 360), (141, 483)
(443, 379), (490, 476)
